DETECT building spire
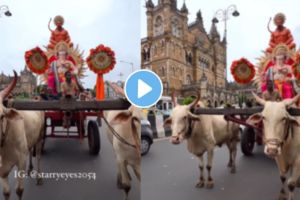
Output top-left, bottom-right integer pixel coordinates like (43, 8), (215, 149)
(222, 35), (227, 46)
(146, 0), (154, 9)
(180, 0), (188, 13)
(209, 22), (220, 40)
(170, 0), (177, 9)
(196, 10), (203, 23)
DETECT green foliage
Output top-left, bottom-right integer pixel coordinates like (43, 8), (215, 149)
(182, 96), (195, 105)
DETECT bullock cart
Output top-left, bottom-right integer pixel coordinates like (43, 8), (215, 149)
(4, 98), (131, 155)
(193, 107), (300, 156)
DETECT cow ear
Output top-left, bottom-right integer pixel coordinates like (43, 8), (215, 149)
(188, 112), (200, 121)
(246, 113), (263, 126)
(4, 108), (22, 120)
(288, 114), (300, 126)
(164, 117), (172, 127)
(112, 111), (132, 124)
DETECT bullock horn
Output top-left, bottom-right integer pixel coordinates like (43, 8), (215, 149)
(252, 92), (266, 106)
(283, 94), (300, 107)
(187, 91), (201, 109)
(0, 70), (18, 101)
(171, 91), (177, 106)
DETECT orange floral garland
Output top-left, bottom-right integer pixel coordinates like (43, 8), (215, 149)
(86, 44), (116, 100)
(292, 54), (300, 80)
(86, 44), (116, 74)
(25, 47), (49, 74)
(231, 58), (255, 84)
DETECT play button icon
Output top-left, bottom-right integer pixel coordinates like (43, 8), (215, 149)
(138, 79), (152, 98)
(125, 69), (163, 108)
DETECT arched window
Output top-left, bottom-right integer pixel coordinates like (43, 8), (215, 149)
(199, 58), (210, 69)
(185, 51), (193, 65)
(171, 17), (182, 37)
(142, 46), (151, 62)
(142, 49), (147, 62)
(154, 16), (164, 36)
(161, 66), (165, 77)
(186, 74), (192, 84)
(172, 67), (176, 76)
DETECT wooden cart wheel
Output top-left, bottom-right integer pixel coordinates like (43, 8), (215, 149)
(241, 127), (255, 156)
(88, 120), (101, 155)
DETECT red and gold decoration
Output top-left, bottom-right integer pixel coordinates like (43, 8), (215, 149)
(292, 54), (300, 80)
(25, 47), (49, 74)
(86, 44), (116, 100)
(231, 58), (255, 84)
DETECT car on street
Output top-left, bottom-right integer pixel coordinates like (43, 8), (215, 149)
(141, 119), (153, 156)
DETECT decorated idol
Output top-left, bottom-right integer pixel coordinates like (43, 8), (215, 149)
(231, 13), (300, 102)
(25, 15), (116, 100)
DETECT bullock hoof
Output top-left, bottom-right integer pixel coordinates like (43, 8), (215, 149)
(117, 174), (123, 189)
(297, 179), (300, 187)
(16, 188), (23, 200)
(4, 192), (10, 200)
(230, 167), (236, 174)
(227, 161), (233, 168)
(123, 185), (131, 200)
(278, 193), (287, 200)
(36, 178), (43, 186)
(206, 181), (214, 189)
(278, 196), (287, 200)
(195, 181), (205, 188)
(27, 168), (33, 175)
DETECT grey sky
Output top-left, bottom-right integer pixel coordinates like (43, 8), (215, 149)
(0, 0), (140, 88)
(141, 0), (300, 81)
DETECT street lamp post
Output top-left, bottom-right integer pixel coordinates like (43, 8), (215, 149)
(0, 5), (12, 17)
(212, 4), (239, 41)
(212, 4), (239, 107)
(120, 60), (134, 72)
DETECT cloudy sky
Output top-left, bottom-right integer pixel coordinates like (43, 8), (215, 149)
(141, 0), (300, 81)
(0, 0), (140, 88)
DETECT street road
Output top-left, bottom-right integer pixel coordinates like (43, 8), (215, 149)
(0, 122), (140, 200)
(142, 139), (300, 200)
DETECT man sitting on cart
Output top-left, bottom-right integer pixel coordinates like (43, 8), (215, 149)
(61, 71), (79, 99)
(262, 79), (281, 101)
(61, 71), (79, 128)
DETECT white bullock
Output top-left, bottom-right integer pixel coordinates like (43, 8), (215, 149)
(164, 94), (240, 188)
(247, 93), (300, 200)
(104, 83), (141, 200)
(0, 71), (44, 200)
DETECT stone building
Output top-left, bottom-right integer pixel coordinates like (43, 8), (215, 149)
(0, 66), (37, 96)
(141, 0), (238, 106)
(104, 81), (124, 99)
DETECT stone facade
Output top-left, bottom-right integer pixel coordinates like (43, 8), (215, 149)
(141, 0), (238, 106)
(104, 81), (124, 99)
(0, 66), (37, 96)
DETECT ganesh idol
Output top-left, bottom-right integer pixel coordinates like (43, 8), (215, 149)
(47, 43), (79, 95)
(263, 45), (295, 99)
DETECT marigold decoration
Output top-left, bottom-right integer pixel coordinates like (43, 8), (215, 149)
(86, 44), (116, 100)
(292, 54), (300, 80)
(25, 47), (49, 74)
(231, 58), (256, 84)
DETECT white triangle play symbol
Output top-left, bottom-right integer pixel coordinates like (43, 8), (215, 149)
(138, 79), (152, 99)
